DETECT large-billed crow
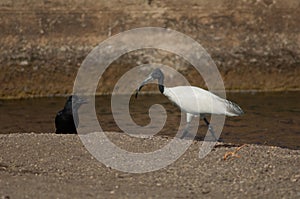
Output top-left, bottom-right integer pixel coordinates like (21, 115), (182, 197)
(55, 95), (87, 134)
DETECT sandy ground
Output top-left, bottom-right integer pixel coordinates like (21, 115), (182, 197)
(0, 132), (299, 198)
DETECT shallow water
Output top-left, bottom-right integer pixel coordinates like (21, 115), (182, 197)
(0, 92), (299, 149)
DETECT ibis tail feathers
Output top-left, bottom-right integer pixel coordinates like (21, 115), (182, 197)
(224, 100), (244, 116)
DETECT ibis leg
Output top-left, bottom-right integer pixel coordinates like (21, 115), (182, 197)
(180, 122), (190, 139)
(180, 113), (194, 139)
(203, 117), (220, 141)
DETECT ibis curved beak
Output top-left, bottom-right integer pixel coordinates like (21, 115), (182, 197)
(135, 75), (154, 98)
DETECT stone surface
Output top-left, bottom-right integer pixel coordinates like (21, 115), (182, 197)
(1, 0), (300, 98)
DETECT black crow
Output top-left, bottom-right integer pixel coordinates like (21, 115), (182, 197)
(55, 95), (87, 134)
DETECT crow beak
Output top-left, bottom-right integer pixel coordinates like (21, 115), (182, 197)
(76, 97), (88, 105)
(135, 75), (154, 98)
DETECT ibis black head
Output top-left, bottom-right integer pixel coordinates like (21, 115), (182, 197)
(135, 68), (164, 98)
(151, 68), (164, 80)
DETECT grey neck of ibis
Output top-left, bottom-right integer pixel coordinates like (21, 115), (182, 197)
(159, 84), (164, 94)
(158, 77), (164, 94)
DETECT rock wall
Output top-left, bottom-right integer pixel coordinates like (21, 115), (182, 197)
(1, 0), (300, 98)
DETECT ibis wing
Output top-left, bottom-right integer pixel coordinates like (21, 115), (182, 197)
(164, 86), (243, 116)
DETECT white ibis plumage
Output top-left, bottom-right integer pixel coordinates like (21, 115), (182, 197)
(135, 68), (244, 140)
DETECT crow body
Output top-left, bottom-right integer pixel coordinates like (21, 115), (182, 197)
(55, 95), (86, 134)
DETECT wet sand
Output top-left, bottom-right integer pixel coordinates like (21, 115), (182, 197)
(0, 133), (299, 198)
